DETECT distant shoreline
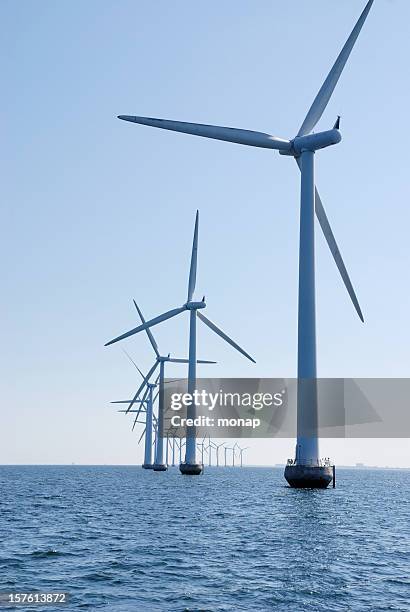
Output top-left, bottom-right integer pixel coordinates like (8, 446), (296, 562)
(1, 464), (409, 470)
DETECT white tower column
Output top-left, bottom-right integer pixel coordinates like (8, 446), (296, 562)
(296, 149), (319, 466)
(143, 386), (154, 467)
(185, 309), (197, 465)
(154, 361), (167, 469)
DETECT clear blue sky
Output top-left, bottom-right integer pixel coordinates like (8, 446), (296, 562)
(2, 0), (409, 466)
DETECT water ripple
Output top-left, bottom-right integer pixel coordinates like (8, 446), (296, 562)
(0, 466), (409, 611)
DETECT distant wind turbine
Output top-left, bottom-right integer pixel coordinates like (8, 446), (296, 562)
(224, 445), (234, 468)
(105, 211), (255, 475)
(116, 1), (374, 487)
(112, 359), (159, 469)
(237, 445), (249, 468)
(211, 441), (225, 467)
(113, 394), (157, 469)
(171, 435), (177, 467)
(198, 436), (207, 467)
(206, 435), (212, 467)
(140, 382), (156, 469)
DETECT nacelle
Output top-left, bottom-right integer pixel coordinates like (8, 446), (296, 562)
(186, 301), (206, 310)
(291, 129), (342, 155)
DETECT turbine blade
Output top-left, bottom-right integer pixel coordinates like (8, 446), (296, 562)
(187, 211), (199, 302)
(167, 358), (189, 363)
(111, 400), (144, 404)
(118, 116), (291, 151)
(197, 312), (256, 363)
(167, 358), (216, 364)
(295, 158), (364, 321)
(130, 385), (150, 424)
(315, 188), (364, 322)
(133, 300), (160, 357)
(117, 409), (140, 412)
(122, 349), (145, 379)
(131, 415), (140, 432)
(126, 361), (158, 414)
(105, 306), (186, 346)
(297, 0), (374, 136)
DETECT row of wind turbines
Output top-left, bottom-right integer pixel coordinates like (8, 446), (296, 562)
(116, 375), (248, 473)
(107, 211), (255, 474)
(105, 1), (375, 487)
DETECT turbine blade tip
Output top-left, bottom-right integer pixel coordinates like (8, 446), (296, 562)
(118, 115), (135, 123)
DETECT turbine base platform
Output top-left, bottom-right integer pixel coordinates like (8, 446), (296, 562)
(142, 464), (154, 470)
(153, 464), (168, 472)
(179, 462), (203, 475)
(284, 464), (333, 489)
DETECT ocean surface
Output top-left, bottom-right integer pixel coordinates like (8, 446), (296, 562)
(0, 466), (409, 612)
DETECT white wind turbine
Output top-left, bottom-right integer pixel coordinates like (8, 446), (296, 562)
(237, 445), (249, 468)
(116, 1), (374, 487)
(129, 301), (215, 471)
(198, 436), (207, 467)
(206, 435), (213, 467)
(211, 441), (225, 468)
(113, 394), (158, 469)
(112, 355), (160, 469)
(224, 445), (234, 468)
(105, 211), (255, 475)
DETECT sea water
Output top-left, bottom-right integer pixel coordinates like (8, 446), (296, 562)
(0, 466), (409, 611)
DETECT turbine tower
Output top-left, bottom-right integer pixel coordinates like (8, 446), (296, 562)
(105, 211), (255, 475)
(115, 1), (374, 487)
(141, 382), (155, 469)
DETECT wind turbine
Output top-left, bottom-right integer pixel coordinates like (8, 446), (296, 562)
(224, 445), (234, 468)
(211, 441), (225, 467)
(117, 350), (164, 467)
(171, 435), (176, 467)
(166, 424), (179, 467)
(205, 435), (213, 467)
(116, 1), (374, 488)
(105, 211), (255, 475)
(112, 359), (159, 469)
(198, 435), (213, 468)
(129, 302), (215, 471)
(198, 436), (207, 467)
(140, 382), (155, 469)
(237, 445), (249, 468)
(232, 444), (237, 468)
(177, 438), (185, 465)
(113, 394), (156, 468)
